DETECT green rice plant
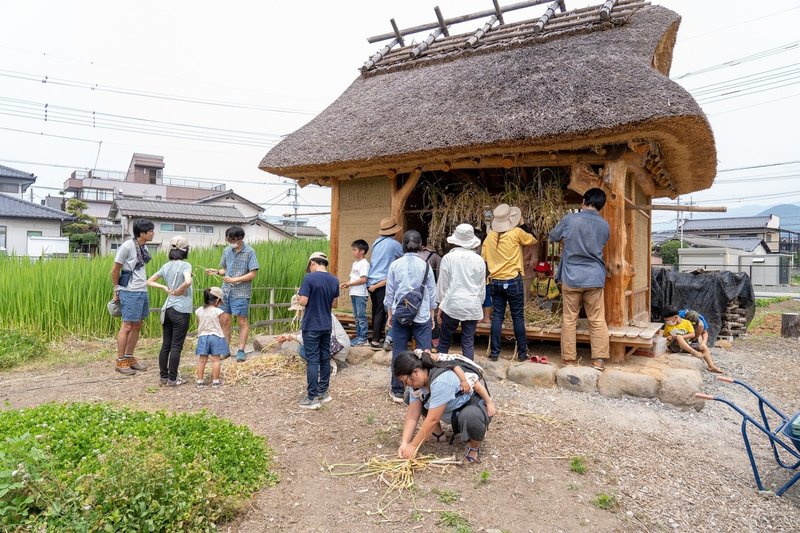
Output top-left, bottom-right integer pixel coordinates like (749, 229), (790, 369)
(0, 329), (48, 370)
(0, 239), (327, 343)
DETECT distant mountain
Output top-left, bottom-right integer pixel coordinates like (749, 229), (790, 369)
(756, 204), (800, 232)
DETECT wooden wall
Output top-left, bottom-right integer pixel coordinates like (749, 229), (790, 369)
(626, 174), (652, 326)
(337, 176), (393, 310)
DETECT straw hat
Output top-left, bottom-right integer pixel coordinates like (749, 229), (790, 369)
(378, 217), (401, 236)
(169, 235), (189, 251)
(491, 204), (522, 232)
(306, 251), (328, 272)
(209, 286), (225, 302)
(446, 223), (481, 249)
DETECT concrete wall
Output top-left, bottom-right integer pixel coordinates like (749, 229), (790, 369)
(0, 217), (63, 256)
(678, 248), (791, 286)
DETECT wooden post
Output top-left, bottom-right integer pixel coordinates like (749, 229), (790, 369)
(329, 177), (341, 278)
(268, 288), (275, 335)
(602, 158), (628, 363)
(390, 168), (422, 229)
(781, 313), (800, 338)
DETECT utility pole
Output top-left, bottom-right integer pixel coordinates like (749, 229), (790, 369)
(286, 182), (299, 237)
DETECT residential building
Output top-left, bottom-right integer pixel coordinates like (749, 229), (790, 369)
(62, 153), (227, 225)
(105, 198), (292, 254)
(0, 165), (36, 198)
(0, 194), (73, 256)
(680, 216), (781, 252)
(677, 236), (792, 286)
(268, 216), (328, 239)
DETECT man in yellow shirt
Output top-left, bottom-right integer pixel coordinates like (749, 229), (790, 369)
(481, 203), (536, 362)
(661, 306), (721, 373)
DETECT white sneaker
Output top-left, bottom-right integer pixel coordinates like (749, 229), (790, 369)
(317, 392), (333, 404)
(299, 397), (321, 410)
(390, 391), (404, 404)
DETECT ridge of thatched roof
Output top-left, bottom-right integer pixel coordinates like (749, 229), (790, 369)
(260, 3), (715, 197)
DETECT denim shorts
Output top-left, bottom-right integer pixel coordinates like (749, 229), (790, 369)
(220, 296), (250, 317)
(196, 335), (230, 356)
(119, 290), (149, 322)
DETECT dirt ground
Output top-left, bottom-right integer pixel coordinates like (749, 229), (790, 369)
(3, 330), (800, 532)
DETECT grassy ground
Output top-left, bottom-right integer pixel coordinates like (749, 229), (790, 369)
(747, 298), (800, 336)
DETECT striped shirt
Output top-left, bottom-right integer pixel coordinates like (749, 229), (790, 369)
(219, 243), (259, 299)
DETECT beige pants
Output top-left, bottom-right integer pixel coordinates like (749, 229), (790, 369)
(560, 284), (609, 361)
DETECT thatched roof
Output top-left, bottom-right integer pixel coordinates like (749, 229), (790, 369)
(260, 3), (715, 196)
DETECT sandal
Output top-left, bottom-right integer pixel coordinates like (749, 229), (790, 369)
(463, 446), (481, 464)
(539, 355), (549, 365)
(529, 355), (541, 364)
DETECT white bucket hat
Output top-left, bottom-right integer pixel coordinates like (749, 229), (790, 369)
(446, 224), (481, 249)
(491, 204), (522, 233)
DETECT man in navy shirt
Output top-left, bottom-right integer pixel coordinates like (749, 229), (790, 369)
(297, 252), (340, 410)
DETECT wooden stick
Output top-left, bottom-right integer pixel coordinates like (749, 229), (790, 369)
(629, 205), (727, 213)
(533, 0), (561, 33)
(390, 18), (405, 46)
(600, 0), (620, 19)
(465, 14), (498, 47)
(434, 6), (450, 37)
(493, 0), (506, 24)
(367, 0), (552, 43)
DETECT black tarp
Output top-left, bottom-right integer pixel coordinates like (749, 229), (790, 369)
(650, 267), (756, 346)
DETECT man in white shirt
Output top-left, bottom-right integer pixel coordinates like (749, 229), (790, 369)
(436, 224), (486, 360)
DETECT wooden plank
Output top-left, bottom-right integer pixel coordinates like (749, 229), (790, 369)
(329, 177), (341, 278)
(367, 0), (552, 43)
(625, 327), (643, 338)
(608, 326), (632, 337)
(628, 205), (727, 213)
(638, 322), (664, 339)
(603, 158), (628, 363)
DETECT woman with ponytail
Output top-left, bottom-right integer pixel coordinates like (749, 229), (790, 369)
(393, 350), (492, 464)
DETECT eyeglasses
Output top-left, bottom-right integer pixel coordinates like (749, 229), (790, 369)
(226, 237), (242, 243)
(398, 369), (416, 387)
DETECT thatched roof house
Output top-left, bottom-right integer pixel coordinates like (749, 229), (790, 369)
(259, 0), (716, 362)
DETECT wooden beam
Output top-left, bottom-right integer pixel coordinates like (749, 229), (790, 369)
(367, 0), (552, 43)
(623, 154), (656, 197)
(390, 168), (422, 229)
(630, 205), (727, 213)
(465, 14), (498, 48)
(599, 0), (620, 19)
(533, 0), (561, 33)
(390, 18), (405, 46)
(363, 38), (400, 70)
(492, 0), (505, 24)
(329, 177), (341, 278)
(601, 158), (629, 363)
(434, 6), (450, 37)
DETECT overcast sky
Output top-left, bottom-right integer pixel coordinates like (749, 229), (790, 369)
(1, 0), (799, 233)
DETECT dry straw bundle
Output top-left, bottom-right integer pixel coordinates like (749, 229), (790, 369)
(423, 169), (568, 250)
(323, 454), (461, 495)
(221, 352), (303, 384)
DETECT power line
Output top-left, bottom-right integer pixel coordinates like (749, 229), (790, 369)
(679, 5), (800, 41)
(717, 160), (800, 173)
(0, 126), (100, 144)
(0, 68), (319, 116)
(0, 157), (287, 188)
(674, 40), (800, 79)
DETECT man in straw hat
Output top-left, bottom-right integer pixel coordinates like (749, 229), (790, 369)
(549, 188), (610, 371)
(436, 224), (486, 360)
(367, 217), (403, 350)
(481, 204), (536, 362)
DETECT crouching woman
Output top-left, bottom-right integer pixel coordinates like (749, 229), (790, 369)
(394, 351), (491, 464)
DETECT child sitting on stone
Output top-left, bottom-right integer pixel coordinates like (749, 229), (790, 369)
(661, 306), (721, 373)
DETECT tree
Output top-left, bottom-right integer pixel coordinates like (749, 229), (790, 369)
(62, 199), (98, 253)
(658, 239), (685, 266)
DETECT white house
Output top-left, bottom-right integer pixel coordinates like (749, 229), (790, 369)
(105, 198), (293, 254)
(678, 236), (793, 286)
(0, 193), (73, 256)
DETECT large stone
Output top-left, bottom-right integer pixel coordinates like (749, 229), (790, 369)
(280, 340), (300, 357)
(664, 353), (706, 372)
(659, 368), (704, 410)
(507, 362), (556, 388)
(479, 359), (509, 382)
(347, 346), (375, 365)
(598, 370), (658, 399)
(371, 350), (393, 366)
(252, 334), (280, 353)
(556, 366), (599, 393)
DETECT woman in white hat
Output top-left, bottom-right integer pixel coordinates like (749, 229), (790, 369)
(436, 224), (486, 360)
(146, 235), (193, 386)
(480, 204), (536, 361)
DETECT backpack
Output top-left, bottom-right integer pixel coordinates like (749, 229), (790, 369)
(393, 260), (431, 326)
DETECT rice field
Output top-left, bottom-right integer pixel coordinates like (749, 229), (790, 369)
(0, 239), (328, 341)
